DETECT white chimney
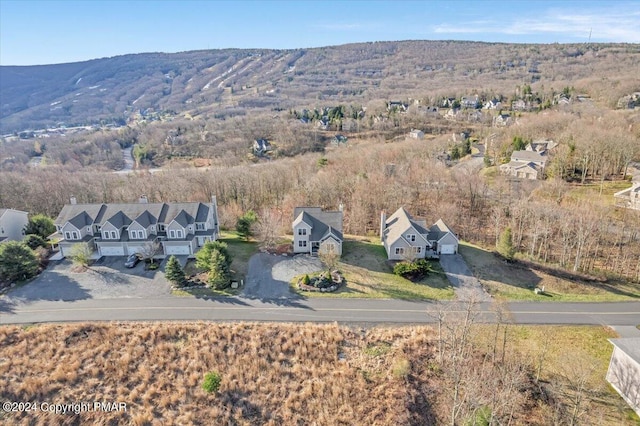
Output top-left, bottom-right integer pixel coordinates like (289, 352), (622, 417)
(338, 203), (344, 212)
(70, 196), (77, 205)
(380, 211), (386, 241)
(139, 195), (148, 204)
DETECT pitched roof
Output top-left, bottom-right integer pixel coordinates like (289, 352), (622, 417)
(293, 207), (343, 242)
(55, 202), (215, 228)
(610, 338), (640, 365)
(133, 210), (157, 228)
(382, 207), (430, 246)
(511, 150), (547, 164)
(428, 219), (458, 242)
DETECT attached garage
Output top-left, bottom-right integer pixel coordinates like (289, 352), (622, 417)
(439, 244), (456, 254)
(165, 245), (191, 255)
(99, 245), (125, 256)
(126, 245), (146, 256)
(437, 233), (459, 255)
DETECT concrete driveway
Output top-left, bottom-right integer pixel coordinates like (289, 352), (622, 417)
(4, 257), (171, 304)
(439, 254), (491, 301)
(243, 254), (323, 300)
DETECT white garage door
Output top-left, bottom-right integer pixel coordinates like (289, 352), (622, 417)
(165, 245), (190, 255)
(440, 245), (456, 255)
(100, 246), (125, 256)
(127, 246), (145, 256)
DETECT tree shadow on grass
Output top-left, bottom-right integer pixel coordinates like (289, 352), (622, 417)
(218, 389), (271, 423)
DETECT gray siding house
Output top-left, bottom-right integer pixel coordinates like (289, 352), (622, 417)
(53, 196), (219, 258)
(380, 208), (459, 260)
(292, 207), (343, 256)
(0, 208), (29, 243)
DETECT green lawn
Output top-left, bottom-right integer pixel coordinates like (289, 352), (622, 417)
(291, 236), (454, 300)
(459, 242), (640, 302)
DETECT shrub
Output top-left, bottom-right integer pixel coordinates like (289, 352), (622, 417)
(302, 274), (311, 286)
(69, 243), (92, 268)
(23, 234), (47, 250)
(393, 259), (432, 280)
(0, 241), (39, 283)
(202, 371), (222, 393)
(392, 358), (411, 379)
(497, 227), (515, 261)
(23, 214), (55, 239)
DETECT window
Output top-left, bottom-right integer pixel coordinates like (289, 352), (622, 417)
(406, 234), (416, 242)
(65, 232), (71, 240)
(111, 231), (117, 239)
(72, 231), (78, 240)
(298, 241), (307, 247)
(298, 228), (307, 236)
(139, 230), (145, 239)
(87, 227), (91, 233)
(395, 247), (405, 255)
(177, 230), (184, 238)
(159, 224), (166, 232)
(169, 230), (176, 239)
(196, 223), (205, 231)
(325, 243), (335, 252)
(413, 247), (422, 254)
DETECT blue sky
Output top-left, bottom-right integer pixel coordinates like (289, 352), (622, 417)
(1, 0), (639, 65)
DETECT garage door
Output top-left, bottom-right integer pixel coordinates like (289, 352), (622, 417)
(127, 246), (145, 256)
(165, 245), (190, 255)
(100, 246), (125, 256)
(440, 245), (456, 255)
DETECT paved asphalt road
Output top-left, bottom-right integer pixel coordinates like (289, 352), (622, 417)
(1, 296), (639, 326)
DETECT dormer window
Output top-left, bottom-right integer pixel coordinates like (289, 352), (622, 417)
(159, 224), (166, 232)
(406, 234), (416, 242)
(196, 223), (205, 231)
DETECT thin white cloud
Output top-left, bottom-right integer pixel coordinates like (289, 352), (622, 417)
(432, 7), (640, 42)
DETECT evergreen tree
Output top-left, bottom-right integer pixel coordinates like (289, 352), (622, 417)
(196, 241), (232, 270)
(207, 248), (231, 289)
(165, 255), (185, 285)
(24, 214), (55, 239)
(497, 227), (516, 261)
(236, 210), (258, 240)
(0, 241), (38, 283)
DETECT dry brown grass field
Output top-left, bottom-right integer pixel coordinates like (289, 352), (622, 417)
(0, 322), (636, 425)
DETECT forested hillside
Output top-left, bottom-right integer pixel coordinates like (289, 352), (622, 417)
(1, 41), (639, 132)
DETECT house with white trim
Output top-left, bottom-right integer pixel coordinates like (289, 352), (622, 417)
(380, 207), (458, 260)
(52, 196), (219, 258)
(292, 207), (343, 256)
(0, 208), (28, 243)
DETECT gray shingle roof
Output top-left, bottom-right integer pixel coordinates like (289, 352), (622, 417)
(511, 150), (546, 164)
(55, 201), (215, 229)
(293, 207), (343, 243)
(382, 207), (429, 246)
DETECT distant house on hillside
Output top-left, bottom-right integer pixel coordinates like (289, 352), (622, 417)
(292, 207), (343, 256)
(499, 150), (547, 180)
(493, 113), (512, 127)
(526, 139), (557, 155)
(483, 99), (501, 110)
(387, 101), (408, 113)
(460, 95), (479, 109)
(409, 129), (425, 140)
(614, 183), (640, 210)
(253, 139), (272, 156)
(607, 338), (640, 417)
(0, 208), (28, 243)
(331, 134), (348, 145)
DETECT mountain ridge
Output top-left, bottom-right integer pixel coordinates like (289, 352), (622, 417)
(1, 40), (639, 133)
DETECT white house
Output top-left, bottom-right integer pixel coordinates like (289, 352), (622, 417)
(380, 208), (459, 260)
(52, 196), (219, 258)
(0, 208), (29, 243)
(292, 207), (343, 256)
(614, 183), (640, 210)
(607, 338), (640, 417)
(409, 129), (425, 140)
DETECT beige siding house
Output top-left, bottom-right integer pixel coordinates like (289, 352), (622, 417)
(53, 196), (219, 258)
(607, 338), (640, 417)
(500, 150), (548, 180)
(380, 208), (459, 260)
(0, 208), (29, 243)
(292, 207), (343, 256)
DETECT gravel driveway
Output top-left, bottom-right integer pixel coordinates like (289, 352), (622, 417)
(5, 258), (171, 304)
(243, 254), (323, 299)
(439, 254), (491, 301)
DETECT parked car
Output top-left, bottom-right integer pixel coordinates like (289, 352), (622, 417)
(125, 253), (142, 268)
